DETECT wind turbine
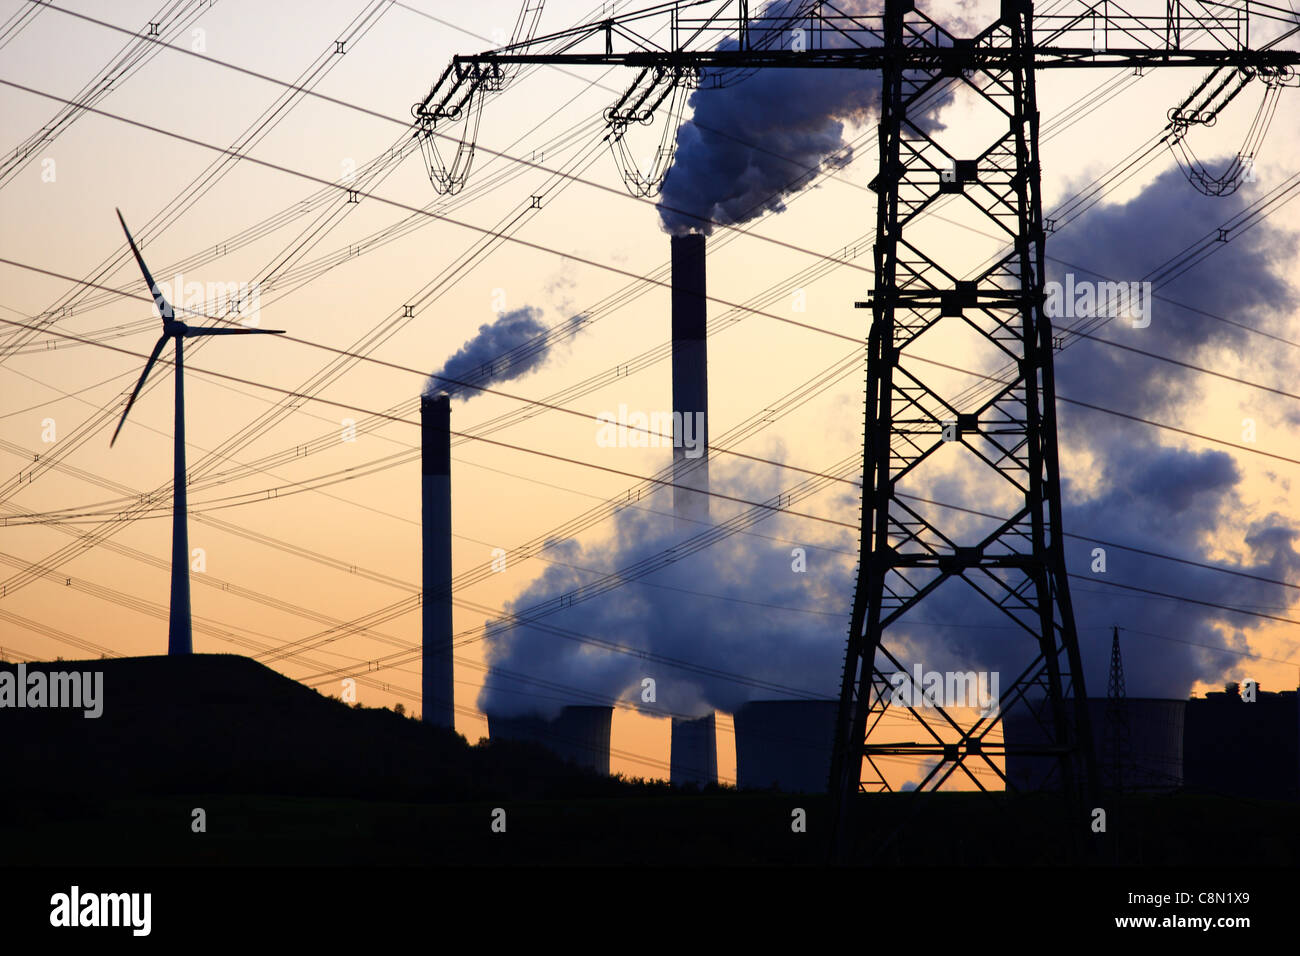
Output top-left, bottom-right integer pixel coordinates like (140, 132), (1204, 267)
(111, 209), (284, 655)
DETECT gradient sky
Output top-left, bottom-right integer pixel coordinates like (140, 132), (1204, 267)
(1, 0), (1298, 790)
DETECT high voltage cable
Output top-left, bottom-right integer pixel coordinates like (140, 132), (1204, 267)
(14, 294), (1300, 593)
(1, 0), (1107, 347)
(6, 446), (1290, 753)
(0, 523), (946, 743)
(2, 2), (649, 334)
(0, 0), (1232, 465)
(7, 5), (1289, 642)
(7, 3), (1289, 780)
(7, 219), (1300, 477)
(5, 188), (1294, 629)
(0, 259), (865, 483)
(0, 315), (860, 533)
(19, 1), (876, 274)
(30, 0), (1183, 310)
(0, 110), (624, 561)
(0, 0), (214, 189)
(6, 76), (1288, 391)
(0, 2), (413, 513)
(1, 0), (396, 355)
(4, 302), (1300, 599)
(0, 6), (1197, 513)
(2, 5), (1258, 621)
(0, 1), (44, 50)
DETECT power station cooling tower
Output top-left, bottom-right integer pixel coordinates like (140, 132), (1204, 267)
(1002, 697), (1185, 792)
(670, 713), (718, 786)
(421, 394), (455, 729)
(733, 699), (839, 793)
(488, 705), (613, 775)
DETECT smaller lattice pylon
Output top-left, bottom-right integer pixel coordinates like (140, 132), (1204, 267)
(1104, 626), (1136, 792)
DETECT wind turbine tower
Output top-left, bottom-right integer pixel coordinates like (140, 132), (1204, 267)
(110, 209), (284, 654)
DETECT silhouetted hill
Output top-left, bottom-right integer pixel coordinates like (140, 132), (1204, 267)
(5, 655), (1297, 866)
(0, 655), (652, 801)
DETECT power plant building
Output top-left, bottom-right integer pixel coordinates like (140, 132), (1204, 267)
(1183, 683), (1299, 801)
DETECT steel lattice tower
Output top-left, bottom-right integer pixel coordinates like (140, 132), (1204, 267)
(1104, 625), (1134, 791)
(827, 0), (1097, 840)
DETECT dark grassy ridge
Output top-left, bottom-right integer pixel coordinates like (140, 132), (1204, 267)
(2, 655), (1296, 865)
(0, 654), (665, 801)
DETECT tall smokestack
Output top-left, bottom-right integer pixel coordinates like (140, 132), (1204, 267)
(422, 393), (454, 728)
(669, 233), (717, 785)
(670, 233), (708, 529)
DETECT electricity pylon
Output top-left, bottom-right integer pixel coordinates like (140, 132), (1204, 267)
(1105, 625), (1135, 791)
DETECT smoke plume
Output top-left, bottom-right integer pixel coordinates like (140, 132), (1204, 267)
(481, 165), (1299, 722)
(477, 456), (857, 719)
(424, 306), (556, 399)
(657, 0), (953, 235)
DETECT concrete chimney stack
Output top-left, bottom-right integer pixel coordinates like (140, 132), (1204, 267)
(421, 393), (455, 729)
(670, 233), (709, 528)
(668, 233), (718, 786)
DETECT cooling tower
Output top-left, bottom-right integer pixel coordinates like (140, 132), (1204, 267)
(1002, 697), (1185, 792)
(670, 232), (708, 529)
(488, 705), (613, 775)
(733, 699), (838, 793)
(670, 712), (718, 786)
(421, 393), (455, 729)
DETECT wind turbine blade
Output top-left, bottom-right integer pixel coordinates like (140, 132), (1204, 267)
(116, 208), (174, 321)
(183, 327), (286, 336)
(110, 334), (169, 447)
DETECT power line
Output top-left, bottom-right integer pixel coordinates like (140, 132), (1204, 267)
(12, 9), (1300, 671)
(0, 256), (863, 487)
(0, 313), (859, 532)
(5, 295), (1300, 599)
(21, 1), (877, 274)
(1066, 573), (1300, 628)
(7, 240), (1300, 482)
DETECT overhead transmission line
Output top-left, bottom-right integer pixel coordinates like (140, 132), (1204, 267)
(5, 310), (1297, 656)
(0, 0), (214, 190)
(7, 5), (1289, 671)
(0, 0), (1196, 522)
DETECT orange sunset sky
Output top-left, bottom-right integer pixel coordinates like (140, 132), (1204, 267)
(2, 0), (1299, 790)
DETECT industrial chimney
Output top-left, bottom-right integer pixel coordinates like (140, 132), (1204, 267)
(421, 393), (455, 728)
(668, 232), (718, 787)
(670, 232), (709, 529)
